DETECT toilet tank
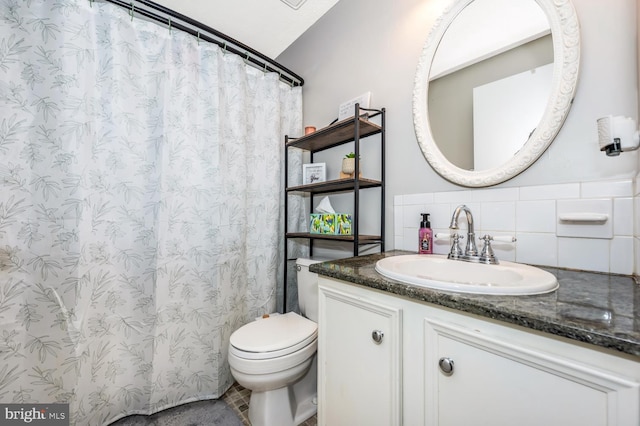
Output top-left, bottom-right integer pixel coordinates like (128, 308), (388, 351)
(295, 257), (325, 322)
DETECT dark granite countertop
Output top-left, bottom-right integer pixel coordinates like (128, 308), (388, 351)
(309, 250), (640, 358)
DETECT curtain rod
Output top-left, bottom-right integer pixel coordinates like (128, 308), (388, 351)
(99, 0), (305, 87)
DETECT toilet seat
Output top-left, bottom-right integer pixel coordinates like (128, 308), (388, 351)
(230, 312), (318, 360)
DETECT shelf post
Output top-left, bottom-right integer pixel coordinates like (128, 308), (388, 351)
(283, 135), (289, 313)
(353, 103), (360, 256)
(381, 108), (385, 252)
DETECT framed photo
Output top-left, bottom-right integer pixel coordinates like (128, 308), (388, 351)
(303, 163), (326, 185)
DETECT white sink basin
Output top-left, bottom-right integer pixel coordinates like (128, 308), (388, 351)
(375, 255), (558, 295)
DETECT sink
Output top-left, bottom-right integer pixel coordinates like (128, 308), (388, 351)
(375, 255), (558, 295)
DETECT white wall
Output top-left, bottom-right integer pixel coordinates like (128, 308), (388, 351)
(277, 0), (639, 270)
(637, 0), (640, 274)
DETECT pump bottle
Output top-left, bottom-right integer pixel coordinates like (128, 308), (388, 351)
(418, 213), (433, 254)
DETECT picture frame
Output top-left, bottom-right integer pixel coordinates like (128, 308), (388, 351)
(302, 163), (326, 185)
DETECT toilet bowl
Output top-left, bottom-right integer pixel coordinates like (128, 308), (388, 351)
(227, 257), (323, 426)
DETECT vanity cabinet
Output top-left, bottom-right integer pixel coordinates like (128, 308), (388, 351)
(318, 276), (640, 426)
(318, 284), (402, 426)
(426, 319), (639, 426)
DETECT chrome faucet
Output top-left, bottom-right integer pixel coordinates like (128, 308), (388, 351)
(448, 204), (499, 265)
(447, 205), (517, 264)
(449, 205), (478, 257)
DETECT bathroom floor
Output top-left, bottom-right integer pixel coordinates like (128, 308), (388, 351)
(109, 382), (317, 426)
(109, 396), (242, 426)
(223, 382), (318, 426)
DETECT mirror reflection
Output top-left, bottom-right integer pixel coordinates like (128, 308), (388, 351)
(427, 0), (552, 171)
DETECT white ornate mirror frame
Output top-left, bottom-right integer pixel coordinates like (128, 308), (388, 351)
(413, 0), (580, 187)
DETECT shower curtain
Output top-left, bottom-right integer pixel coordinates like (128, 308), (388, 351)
(0, 0), (303, 424)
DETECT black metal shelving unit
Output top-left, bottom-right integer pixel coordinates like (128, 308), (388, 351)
(283, 104), (385, 312)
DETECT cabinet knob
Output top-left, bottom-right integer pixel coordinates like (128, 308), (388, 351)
(438, 357), (454, 375)
(371, 330), (384, 344)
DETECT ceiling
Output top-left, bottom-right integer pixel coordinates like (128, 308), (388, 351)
(153, 0), (340, 59)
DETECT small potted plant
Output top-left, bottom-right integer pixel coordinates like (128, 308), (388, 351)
(341, 152), (361, 178)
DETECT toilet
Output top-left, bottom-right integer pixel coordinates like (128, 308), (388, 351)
(228, 257), (322, 426)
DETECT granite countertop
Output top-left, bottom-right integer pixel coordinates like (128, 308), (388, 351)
(309, 250), (640, 358)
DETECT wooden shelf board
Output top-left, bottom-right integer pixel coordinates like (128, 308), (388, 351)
(286, 115), (382, 152)
(287, 178), (382, 194)
(286, 233), (383, 244)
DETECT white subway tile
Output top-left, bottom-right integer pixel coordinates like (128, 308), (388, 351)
(425, 203), (453, 230)
(635, 237), (640, 275)
(558, 237), (610, 273)
(516, 200), (556, 233)
(472, 187), (519, 202)
(515, 233), (558, 267)
(396, 181), (636, 275)
(519, 183), (579, 200)
(635, 197), (640, 237)
(403, 192), (433, 205)
(402, 227), (418, 252)
(490, 238), (516, 262)
(556, 199), (613, 239)
(613, 197), (633, 236)
(432, 229), (451, 255)
(481, 202), (515, 231)
(394, 205), (403, 236)
(403, 204), (426, 230)
(610, 237), (634, 275)
(581, 180), (632, 198)
(394, 235), (404, 251)
(434, 190), (473, 204)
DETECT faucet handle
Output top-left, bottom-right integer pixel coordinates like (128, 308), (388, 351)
(434, 233), (464, 240)
(479, 235), (499, 264)
(490, 235), (517, 243)
(448, 232), (464, 257)
(477, 234), (516, 264)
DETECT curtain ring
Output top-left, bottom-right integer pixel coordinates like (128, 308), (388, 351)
(197, 30), (200, 45)
(130, 3), (135, 21)
(89, 0), (93, 7)
(168, 17), (171, 33)
(244, 52), (250, 64)
(222, 42), (227, 55)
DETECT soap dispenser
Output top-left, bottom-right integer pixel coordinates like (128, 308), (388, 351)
(418, 213), (433, 254)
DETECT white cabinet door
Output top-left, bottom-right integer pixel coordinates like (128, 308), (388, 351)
(318, 285), (402, 426)
(425, 318), (640, 426)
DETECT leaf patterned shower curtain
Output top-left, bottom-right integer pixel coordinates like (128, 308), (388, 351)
(0, 0), (302, 424)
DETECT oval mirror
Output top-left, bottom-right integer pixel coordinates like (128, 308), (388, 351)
(413, 0), (580, 187)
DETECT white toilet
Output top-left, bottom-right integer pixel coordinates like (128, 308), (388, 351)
(228, 257), (322, 426)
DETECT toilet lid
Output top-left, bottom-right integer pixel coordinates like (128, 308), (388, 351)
(230, 312), (317, 355)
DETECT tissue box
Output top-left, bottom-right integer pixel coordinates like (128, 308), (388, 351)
(310, 213), (352, 235)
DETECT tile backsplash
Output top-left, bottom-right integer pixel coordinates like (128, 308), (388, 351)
(394, 179), (636, 275)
